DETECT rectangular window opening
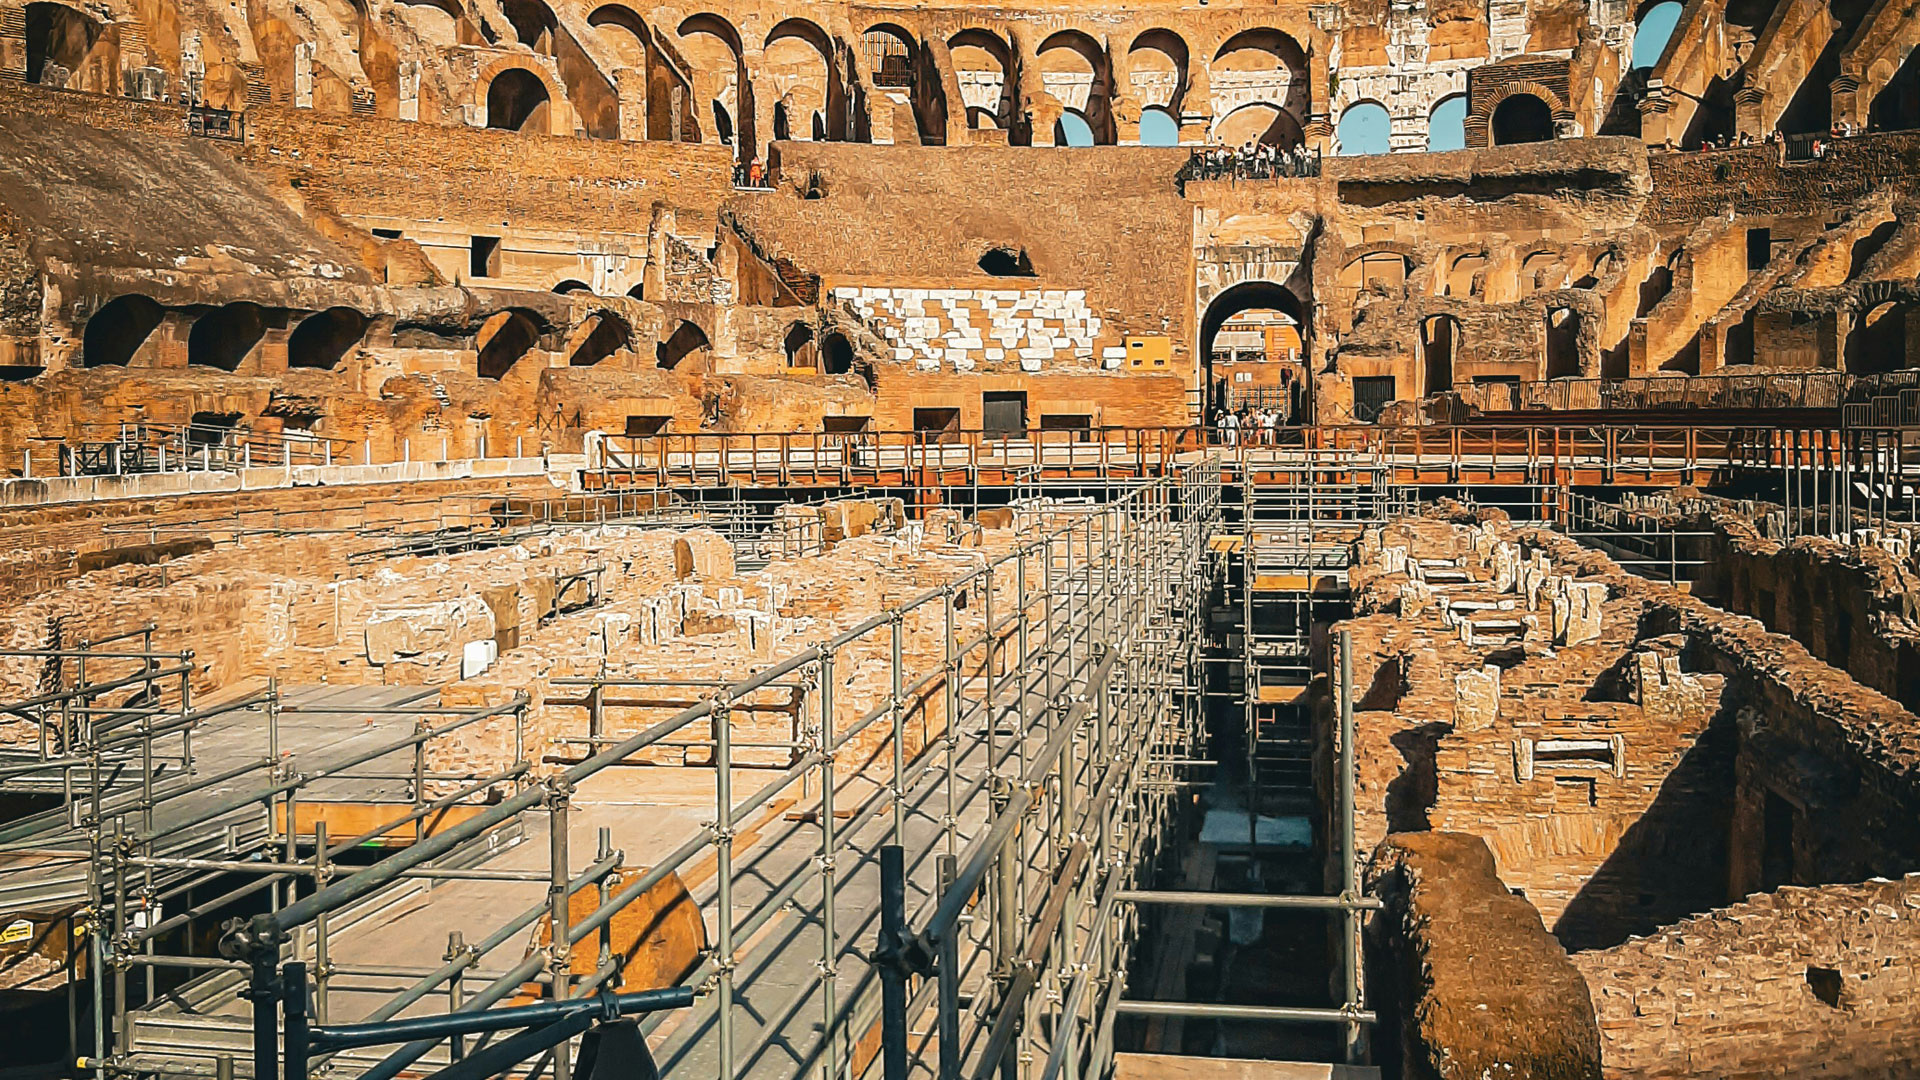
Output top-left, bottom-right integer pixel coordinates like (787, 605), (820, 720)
(821, 415), (871, 434)
(470, 235), (502, 279)
(623, 415), (670, 437)
(1533, 738), (1616, 770)
(1746, 227), (1772, 272)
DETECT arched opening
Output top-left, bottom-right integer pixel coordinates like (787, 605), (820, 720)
(1428, 94), (1467, 151)
(862, 26), (914, 88)
(187, 303), (267, 372)
(568, 312), (631, 366)
(1038, 30), (1112, 144)
(396, 0), (462, 48)
(1545, 307), (1582, 378)
(1055, 110), (1095, 146)
(765, 18), (839, 142)
(784, 323), (817, 368)
(811, 111), (826, 140)
(487, 69), (551, 131)
(1848, 220), (1900, 278)
(500, 0), (557, 55)
(1519, 250), (1567, 294)
(1337, 101), (1391, 155)
(1200, 280), (1308, 418)
(476, 309), (541, 379)
(656, 320), (710, 370)
(588, 5), (688, 141)
(553, 279), (592, 294)
(83, 295), (165, 368)
(1421, 315), (1461, 394)
(950, 29), (1013, 134)
(287, 308), (368, 370)
(24, 3), (100, 87)
(773, 101), (791, 140)
(1128, 29), (1188, 120)
(1846, 301), (1912, 374)
(1341, 251), (1410, 302)
(821, 332), (853, 375)
(1631, 1), (1682, 70)
(1870, 49), (1920, 132)
(1212, 29), (1309, 117)
(679, 14), (748, 154)
(1491, 94), (1555, 144)
(978, 247), (1035, 277)
(866, 22), (944, 144)
(1445, 253), (1487, 298)
(1212, 102), (1304, 149)
(1139, 106), (1180, 146)
(1637, 250), (1681, 316)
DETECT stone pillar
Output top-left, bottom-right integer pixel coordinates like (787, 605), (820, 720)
(1830, 71), (1865, 134)
(616, 66), (646, 140)
(1182, 60), (1212, 143)
(743, 51), (772, 165)
(1638, 79), (1673, 147)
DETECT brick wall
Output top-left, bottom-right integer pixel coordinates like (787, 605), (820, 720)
(1572, 874), (1920, 1079)
(1645, 132), (1920, 226)
(732, 143), (1195, 365)
(238, 106), (735, 238)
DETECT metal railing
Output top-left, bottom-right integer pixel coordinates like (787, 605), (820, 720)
(52, 421), (345, 477)
(0, 641), (533, 1080)
(1553, 491), (1713, 583)
(181, 460), (1225, 1080)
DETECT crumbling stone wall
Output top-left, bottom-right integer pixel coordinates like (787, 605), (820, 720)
(1572, 874), (1920, 1079)
(1365, 830), (1602, 1080)
(1346, 508), (1920, 951)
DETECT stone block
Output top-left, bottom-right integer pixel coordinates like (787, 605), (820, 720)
(673, 531), (735, 580)
(1453, 664), (1500, 731)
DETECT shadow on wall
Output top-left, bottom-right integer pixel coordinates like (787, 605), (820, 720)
(1551, 714), (1740, 951)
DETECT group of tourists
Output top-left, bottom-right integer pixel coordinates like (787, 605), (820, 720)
(1213, 403), (1290, 447)
(1190, 140), (1320, 181)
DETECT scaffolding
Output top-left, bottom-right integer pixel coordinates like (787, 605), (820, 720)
(0, 637), (532, 1080)
(0, 461), (1228, 1080)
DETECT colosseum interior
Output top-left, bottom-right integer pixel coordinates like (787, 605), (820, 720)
(1, 0), (1918, 1076)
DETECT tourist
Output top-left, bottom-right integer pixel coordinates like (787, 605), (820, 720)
(1261, 406), (1279, 445)
(1220, 408), (1239, 447)
(747, 157), (764, 187)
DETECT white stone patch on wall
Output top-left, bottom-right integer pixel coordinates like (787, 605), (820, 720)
(831, 286), (1103, 372)
(1130, 70), (1179, 108)
(956, 70), (1006, 114)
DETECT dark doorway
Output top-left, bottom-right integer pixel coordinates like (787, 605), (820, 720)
(1545, 308), (1581, 378)
(982, 392), (1027, 439)
(1761, 789), (1796, 890)
(1353, 375), (1395, 422)
(487, 69), (550, 131)
(1491, 94), (1554, 145)
(1870, 47), (1920, 132)
(978, 248), (1035, 277)
(476, 310), (540, 379)
(187, 303), (267, 372)
(821, 332), (853, 375)
(657, 321), (710, 370)
(1421, 315), (1459, 394)
(25, 3), (98, 86)
(287, 308), (369, 370)
(83, 295), (165, 367)
(913, 407), (961, 442)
